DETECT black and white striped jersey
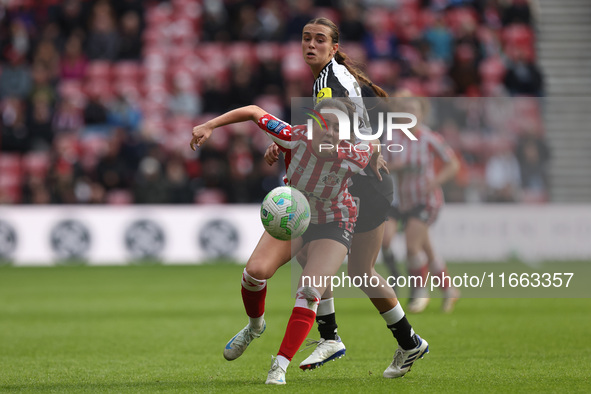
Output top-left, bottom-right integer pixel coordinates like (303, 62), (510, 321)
(313, 58), (372, 137)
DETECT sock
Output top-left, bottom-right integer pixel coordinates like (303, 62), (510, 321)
(381, 304), (418, 350)
(241, 268), (266, 332)
(407, 254), (428, 298)
(316, 298), (338, 340)
(430, 256), (450, 290)
(276, 355), (290, 371)
(278, 307), (317, 361)
(278, 287), (320, 361)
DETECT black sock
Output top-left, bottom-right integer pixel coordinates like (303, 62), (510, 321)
(387, 315), (418, 350)
(316, 313), (338, 341)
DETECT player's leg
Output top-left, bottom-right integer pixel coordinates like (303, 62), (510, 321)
(296, 244), (341, 345)
(381, 216), (401, 287)
(422, 229), (460, 312)
(405, 216), (431, 313)
(224, 232), (303, 361)
(267, 238), (348, 384)
(348, 224), (429, 378)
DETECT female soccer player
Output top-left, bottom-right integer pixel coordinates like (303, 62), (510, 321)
(386, 94), (461, 313)
(191, 98), (375, 385)
(266, 17), (429, 378)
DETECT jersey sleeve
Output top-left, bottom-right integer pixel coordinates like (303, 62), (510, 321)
(337, 141), (372, 172)
(257, 114), (305, 150)
(429, 131), (454, 163)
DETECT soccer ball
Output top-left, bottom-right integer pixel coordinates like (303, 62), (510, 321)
(260, 186), (311, 241)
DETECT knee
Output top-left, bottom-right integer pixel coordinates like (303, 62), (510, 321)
(245, 259), (275, 280)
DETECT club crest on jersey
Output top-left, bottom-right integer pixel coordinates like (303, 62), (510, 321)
(296, 166), (305, 174)
(321, 172), (340, 187)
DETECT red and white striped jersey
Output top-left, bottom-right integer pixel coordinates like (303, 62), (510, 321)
(257, 113), (371, 225)
(385, 125), (454, 212)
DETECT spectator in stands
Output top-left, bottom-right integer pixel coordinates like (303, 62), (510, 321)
(32, 40), (60, 83)
(53, 0), (88, 41)
(164, 156), (193, 203)
(30, 63), (56, 106)
(423, 14), (453, 63)
(133, 156), (170, 204)
(284, 0), (315, 41)
(86, 0), (119, 61)
(363, 13), (400, 61)
(96, 138), (131, 192)
(26, 92), (54, 151)
(503, 48), (543, 96)
(52, 97), (83, 134)
(339, 3), (366, 42)
(107, 91), (142, 132)
(258, 0), (285, 41)
(117, 11), (143, 61)
(167, 75), (202, 118)
(516, 128), (550, 201)
(1, 97), (30, 152)
(235, 5), (264, 42)
(501, 0), (532, 26)
(485, 139), (521, 202)
(0, 49), (32, 99)
(60, 34), (87, 80)
(449, 43), (480, 95)
(83, 89), (109, 134)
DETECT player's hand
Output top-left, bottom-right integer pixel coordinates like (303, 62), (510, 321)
(264, 143), (280, 166)
(370, 152), (389, 181)
(190, 123), (214, 151)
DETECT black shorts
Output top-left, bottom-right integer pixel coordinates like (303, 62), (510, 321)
(348, 170), (394, 233)
(301, 221), (354, 251)
(395, 204), (441, 228)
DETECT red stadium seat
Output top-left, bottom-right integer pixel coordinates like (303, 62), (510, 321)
(22, 151), (50, 177)
(85, 61), (111, 81)
(106, 189), (133, 205)
(112, 61), (142, 83)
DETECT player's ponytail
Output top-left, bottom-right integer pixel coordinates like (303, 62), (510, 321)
(306, 17), (389, 98)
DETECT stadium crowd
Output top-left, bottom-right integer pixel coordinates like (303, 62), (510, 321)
(0, 0), (547, 205)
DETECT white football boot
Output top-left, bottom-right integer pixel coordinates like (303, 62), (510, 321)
(265, 356), (286, 385)
(223, 321), (266, 361)
(383, 335), (429, 378)
(299, 337), (346, 370)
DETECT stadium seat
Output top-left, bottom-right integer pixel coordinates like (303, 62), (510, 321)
(22, 151), (50, 177)
(85, 61), (111, 81)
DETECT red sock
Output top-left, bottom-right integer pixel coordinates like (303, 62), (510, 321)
(278, 307), (316, 361)
(241, 285), (267, 318)
(432, 269), (450, 290)
(409, 265), (429, 288)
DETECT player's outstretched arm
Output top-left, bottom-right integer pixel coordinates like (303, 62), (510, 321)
(190, 105), (267, 150)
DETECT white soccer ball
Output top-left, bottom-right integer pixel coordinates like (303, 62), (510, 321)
(260, 186), (311, 241)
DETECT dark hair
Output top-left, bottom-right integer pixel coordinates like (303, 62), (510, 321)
(305, 17), (388, 98)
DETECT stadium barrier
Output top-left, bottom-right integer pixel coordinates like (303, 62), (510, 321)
(0, 205), (589, 265)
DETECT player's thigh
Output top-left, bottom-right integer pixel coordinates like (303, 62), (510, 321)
(405, 217), (429, 253)
(246, 231), (303, 279)
(299, 239), (348, 295)
(348, 222), (385, 277)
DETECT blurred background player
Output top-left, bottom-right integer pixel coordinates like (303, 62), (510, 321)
(385, 93), (461, 313)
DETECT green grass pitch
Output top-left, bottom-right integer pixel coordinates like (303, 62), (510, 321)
(0, 263), (590, 393)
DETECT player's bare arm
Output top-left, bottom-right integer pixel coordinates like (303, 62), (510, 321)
(190, 105), (267, 150)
